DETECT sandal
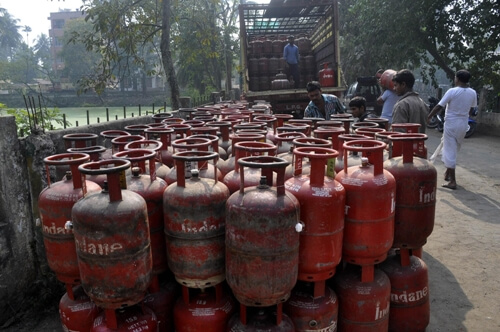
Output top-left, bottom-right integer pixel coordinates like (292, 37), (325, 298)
(444, 169), (450, 181)
(442, 183), (457, 190)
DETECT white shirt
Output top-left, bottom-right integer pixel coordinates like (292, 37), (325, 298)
(439, 87), (477, 121)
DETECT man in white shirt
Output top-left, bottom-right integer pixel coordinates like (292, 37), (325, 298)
(427, 69), (477, 189)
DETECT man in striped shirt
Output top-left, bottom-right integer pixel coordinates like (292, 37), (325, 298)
(304, 81), (345, 119)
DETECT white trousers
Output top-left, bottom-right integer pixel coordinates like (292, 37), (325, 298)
(441, 118), (468, 169)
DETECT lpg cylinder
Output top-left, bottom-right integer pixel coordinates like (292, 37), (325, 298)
(174, 284), (235, 332)
(333, 265), (391, 331)
(210, 121), (233, 153)
(112, 149), (169, 277)
(227, 306), (295, 332)
(379, 250), (430, 332)
(152, 112), (174, 123)
(223, 141), (277, 194)
(143, 278), (179, 332)
(124, 139), (170, 182)
(99, 130), (130, 160)
(288, 137), (331, 176)
(165, 137), (222, 185)
(163, 151), (230, 288)
(39, 153), (102, 297)
(66, 146), (108, 187)
(92, 305), (157, 332)
(111, 134), (145, 156)
(314, 127), (346, 174)
(275, 131), (307, 155)
(285, 147), (345, 282)
(63, 133), (98, 149)
(390, 123), (427, 158)
(335, 133), (371, 175)
(383, 133), (437, 250)
(144, 127), (176, 167)
(59, 284), (100, 332)
(284, 281), (338, 332)
(218, 133), (267, 177)
(335, 140), (396, 282)
(71, 158), (152, 309)
(253, 115), (278, 144)
(226, 156), (301, 307)
(318, 63), (336, 87)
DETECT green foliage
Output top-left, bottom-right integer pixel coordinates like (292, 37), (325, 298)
(1, 100), (71, 136)
(339, 0), (500, 91)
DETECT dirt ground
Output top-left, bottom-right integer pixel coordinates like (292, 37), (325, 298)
(2, 128), (500, 332)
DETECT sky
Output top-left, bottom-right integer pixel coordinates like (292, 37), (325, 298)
(0, 0), (83, 44)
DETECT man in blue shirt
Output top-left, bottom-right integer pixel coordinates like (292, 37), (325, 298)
(304, 81), (345, 119)
(283, 35), (300, 88)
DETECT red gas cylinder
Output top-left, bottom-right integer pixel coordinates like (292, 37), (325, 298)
(226, 156), (301, 307)
(66, 146), (108, 187)
(333, 265), (391, 331)
(143, 278), (179, 332)
(152, 112), (174, 123)
(99, 130), (130, 160)
(335, 140), (396, 282)
(39, 153), (102, 297)
(253, 115), (278, 144)
(285, 147), (345, 282)
(174, 284), (235, 332)
(210, 121), (233, 153)
(63, 133), (99, 149)
(161, 117), (185, 125)
(71, 159), (152, 309)
(318, 63), (336, 87)
(59, 284), (100, 332)
(380, 69), (397, 90)
(383, 133), (437, 250)
(166, 123), (192, 140)
(335, 133), (371, 176)
(124, 139), (170, 181)
(111, 134), (145, 156)
(227, 306), (295, 332)
(189, 132), (228, 161)
(223, 141), (277, 194)
(124, 124), (152, 136)
(390, 123), (427, 158)
(144, 126), (176, 167)
(379, 250), (430, 332)
(366, 117), (390, 130)
(351, 121), (379, 132)
(289, 137), (331, 176)
(92, 305), (157, 332)
(165, 137), (222, 185)
(219, 133), (267, 177)
(112, 149), (169, 277)
(284, 281), (338, 332)
(354, 127), (386, 138)
(313, 127), (346, 173)
(275, 131), (307, 156)
(163, 151), (230, 288)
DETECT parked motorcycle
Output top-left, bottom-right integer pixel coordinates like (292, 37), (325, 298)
(427, 96), (440, 129)
(435, 107), (477, 138)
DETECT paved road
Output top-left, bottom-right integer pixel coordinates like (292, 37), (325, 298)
(424, 128), (500, 332)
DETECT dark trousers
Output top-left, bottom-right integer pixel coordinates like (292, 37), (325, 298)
(287, 63), (300, 88)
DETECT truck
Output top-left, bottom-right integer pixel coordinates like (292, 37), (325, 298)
(239, 0), (345, 118)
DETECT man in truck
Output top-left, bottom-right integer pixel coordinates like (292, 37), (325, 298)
(304, 81), (345, 119)
(283, 35), (300, 88)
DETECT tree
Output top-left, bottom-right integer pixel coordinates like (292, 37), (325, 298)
(0, 8), (22, 60)
(75, 0), (180, 109)
(339, 0), (500, 91)
(60, 18), (101, 88)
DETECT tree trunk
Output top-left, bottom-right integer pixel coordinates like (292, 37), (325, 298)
(161, 0), (180, 110)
